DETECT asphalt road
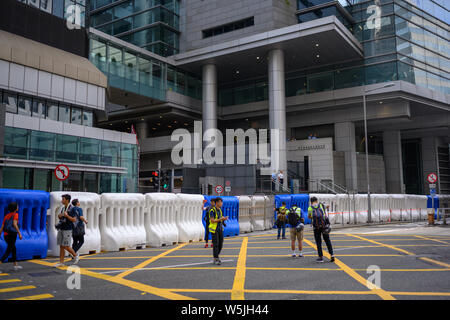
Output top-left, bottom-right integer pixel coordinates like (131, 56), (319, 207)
(0, 222), (449, 300)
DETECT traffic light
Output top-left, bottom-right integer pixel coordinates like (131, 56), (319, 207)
(161, 170), (170, 191)
(151, 170), (160, 191)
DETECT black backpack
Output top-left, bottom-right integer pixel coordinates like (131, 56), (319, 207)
(72, 208), (85, 236)
(4, 214), (17, 234)
(288, 206), (301, 227)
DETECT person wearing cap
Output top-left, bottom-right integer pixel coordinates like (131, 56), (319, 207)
(308, 196), (335, 263)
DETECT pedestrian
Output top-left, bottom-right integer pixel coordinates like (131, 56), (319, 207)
(0, 202), (23, 271)
(71, 199), (87, 255)
(203, 198), (216, 248)
(308, 197), (335, 263)
(271, 171), (277, 191)
(287, 203), (304, 257)
(278, 170), (284, 187)
(209, 197), (228, 265)
(54, 194), (79, 267)
(275, 201), (287, 240)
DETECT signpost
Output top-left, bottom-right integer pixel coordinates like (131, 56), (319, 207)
(427, 173), (438, 220)
(215, 185), (224, 195)
(54, 164), (69, 181)
(225, 180), (231, 196)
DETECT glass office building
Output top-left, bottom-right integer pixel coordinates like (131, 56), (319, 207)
(90, 0), (180, 57)
(218, 0), (449, 106)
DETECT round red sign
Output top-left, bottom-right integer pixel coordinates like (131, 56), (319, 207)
(427, 173), (437, 184)
(54, 164), (70, 181)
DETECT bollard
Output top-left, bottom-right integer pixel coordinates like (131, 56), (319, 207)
(428, 209), (435, 225)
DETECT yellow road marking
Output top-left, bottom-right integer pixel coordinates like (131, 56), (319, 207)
(167, 288), (232, 293)
(346, 234), (413, 255)
(115, 243), (189, 279)
(245, 289), (376, 295)
(245, 254), (403, 257)
(8, 293), (54, 300)
(0, 279), (21, 284)
(414, 235), (449, 244)
(85, 267), (237, 271)
(303, 238), (395, 300)
(347, 234), (450, 269)
(0, 286), (35, 293)
(352, 268), (450, 272)
(246, 267), (341, 271)
(0, 273), (10, 277)
(29, 259), (195, 300)
(231, 237), (248, 300)
(389, 291), (450, 296)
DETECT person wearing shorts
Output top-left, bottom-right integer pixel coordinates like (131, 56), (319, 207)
(288, 205), (304, 257)
(54, 194), (79, 267)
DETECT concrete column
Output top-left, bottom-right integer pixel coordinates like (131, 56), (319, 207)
(335, 122), (358, 192)
(268, 49), (287, 188)
(202, 64), (218, 134)
(383, 131), (404, 193)
(135, 121), (148, 140)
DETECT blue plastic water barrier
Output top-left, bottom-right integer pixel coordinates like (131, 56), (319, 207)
(274, 194), (292, 228)
(0, 189), (49, 261)
(204, 195), (239, 237)
(290, 194), (311, 225)
(427, 195), (439, 219)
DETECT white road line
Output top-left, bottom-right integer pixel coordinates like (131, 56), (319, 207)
(99, 260), (235, 274)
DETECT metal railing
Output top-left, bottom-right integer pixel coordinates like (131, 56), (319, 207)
(308, 179), (348, 194)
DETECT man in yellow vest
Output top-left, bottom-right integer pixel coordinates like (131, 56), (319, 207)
(209, 197), (228, 265)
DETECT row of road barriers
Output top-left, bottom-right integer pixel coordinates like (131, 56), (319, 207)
(0, 189), (446, 261)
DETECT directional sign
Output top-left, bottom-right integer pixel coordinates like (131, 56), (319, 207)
(225, 186), (231, 193)
(427, 173), (438, 184)
(215, 185), (224, 194)
(54, 164), (70, 181)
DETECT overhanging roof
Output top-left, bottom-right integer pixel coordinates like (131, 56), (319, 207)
(171, 16), (363, 83)
(0, 29), (107, 88)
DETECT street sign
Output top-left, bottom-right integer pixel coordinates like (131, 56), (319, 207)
(54, 164), (69, 181)
(429, 184), (436, 189)
(427, 173), (438, 184)
(215, 185), (224, 194)
(225, 186), (231, 193)
(225, 180), (231, 187)
(430, 188), (436, 196)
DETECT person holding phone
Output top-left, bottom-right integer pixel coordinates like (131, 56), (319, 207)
(209, 198), (228, 265)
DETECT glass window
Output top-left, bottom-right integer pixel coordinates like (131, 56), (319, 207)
(3, 92), (17, 113)
(365, 61), (398, 85)
(17, 95), (32, 116)
(363, 15), (395, 41)
(307, 72), (334, 93)
(32, 99), (46, 119)
(363, 37), (396, 57)
(52, 0), (64, 17)
(91, 7), (113, 26)
(334, 67), (365, 89)
(80, 138), (100, 164)
(101, 140), (120, 166)
(82, 110), (93, 126)
(3, 127), (28, 159)
(100, 173), (119, 193)
(83, 172), (98, 193)
(59, 104), (71, 123)
(47, 102), (59, 121)
(29, 131), (55, 161)
(286, 76), (307, 97)
(108, 45), (123, 76)
(427, 71), (441, 92)
(90, 39), (107, 73)
(33, 169), (49, 191)
(56, 134), (79, 163)
(113, 1), (134, 20)
(395, 16), (424, 46)
(40, 0), (52, 13)
(112, 17), (132, 36)
(71, 107), (82, 124)
(121, 143), (135, 159)
(2, 167), (30, 190)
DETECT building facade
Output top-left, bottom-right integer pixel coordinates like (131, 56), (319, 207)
(0, 0), (139, 193)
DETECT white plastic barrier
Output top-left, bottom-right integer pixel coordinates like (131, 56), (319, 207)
(238, 196), (253, 233)
(310, 194), (339, 224)
(100, 193), (146, 252)
(175, 194), (204, 243)
(264, 195), (274, 230)
(371, 194), (391, 222)
(335, 194), (353, 224)
(354, 194), (369, 224)
(144, 193), (179, 247)
(48, 192), (101, 257)
(404, 195), (426, 221)
(250, 196), (266, 231)
(389, 194), (406, 221)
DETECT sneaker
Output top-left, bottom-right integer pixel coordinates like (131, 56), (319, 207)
(277, 237), (280, 240)
(73, 255), (80, 265)
(330, 256), (335, 262)
(291, 253), (296, 257)
(298, 253), (303, 258)
(282, 237), (287, 240)
(204, 244), (209, 248)
(54, 263), (65, 268)
(71, 254), (75, 260)
(13, 265), (23, 271)
(316, 258), (324, 263)
(217, 259), (222, 265)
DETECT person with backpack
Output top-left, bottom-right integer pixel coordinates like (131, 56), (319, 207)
(275, 202), (287, 239)
(203, 198), (215, 248)
(287, 204), (304, 257)
(0, 202), (23, 271)
(54, 194), (79, 267)
(71, 199), (87, 256)
(308, 197), (335, 263)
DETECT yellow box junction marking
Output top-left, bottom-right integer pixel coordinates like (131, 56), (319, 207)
(8, 293), (54, 300)
(0, 286), (35, 293)
(302, 238), (395, 300)
(231, 237), (248, 300)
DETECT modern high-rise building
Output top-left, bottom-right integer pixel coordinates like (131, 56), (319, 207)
(5, 0), (447, 196)
(0, 0), (139, 193)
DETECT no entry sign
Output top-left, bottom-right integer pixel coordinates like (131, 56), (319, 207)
(54, 164), (70, 181)
(215, 185), (224, 194)
(427, 173), (437, 184)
